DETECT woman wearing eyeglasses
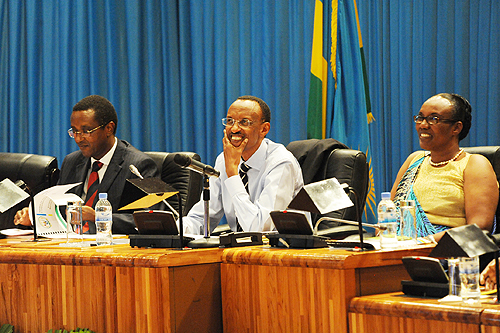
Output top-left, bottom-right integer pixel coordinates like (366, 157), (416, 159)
(390, 93), (498, 242)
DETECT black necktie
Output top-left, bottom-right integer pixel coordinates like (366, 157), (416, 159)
(236, 162), (251, 232)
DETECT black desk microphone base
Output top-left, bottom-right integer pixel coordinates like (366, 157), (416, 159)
(267, 234), (329, 249)
(129, 235), (193, 248)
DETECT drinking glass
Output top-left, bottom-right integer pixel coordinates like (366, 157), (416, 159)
(399, 200), (417, 244)
(459, 256), (481, 303)
(66, 201), (83, 243)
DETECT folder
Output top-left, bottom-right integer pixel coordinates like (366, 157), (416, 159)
(118, 178), (178, 211)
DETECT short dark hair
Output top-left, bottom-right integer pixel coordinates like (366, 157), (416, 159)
(73, 95), (118, 134)
(436, 93), (472, 141)
(236, 95), (271, 123)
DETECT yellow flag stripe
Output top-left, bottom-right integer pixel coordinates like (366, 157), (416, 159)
(331, 0), (338, 86)
(353, 0), (363, 48)
(310, 0), (328, 138)
(311, 0), (325, 79)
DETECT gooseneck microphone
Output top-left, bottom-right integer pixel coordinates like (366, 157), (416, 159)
(173, 154), (220, 178)
(129, 164), (144, 179)
(128, 164), (180, 220)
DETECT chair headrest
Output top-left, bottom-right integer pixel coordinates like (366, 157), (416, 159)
(0, 153), (59, 194)
(463, 146), (500, 181)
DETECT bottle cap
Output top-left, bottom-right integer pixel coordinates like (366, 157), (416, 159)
(99, 193), (108, 200)
(381, 192), (391, 200)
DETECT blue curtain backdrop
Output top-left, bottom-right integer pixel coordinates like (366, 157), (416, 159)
(356, 0), (500, 194)
(0, 0), (312, 167)
(1, 0), (500, 199)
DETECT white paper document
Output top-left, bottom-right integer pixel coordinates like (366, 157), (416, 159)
(28, 183), (83, 238)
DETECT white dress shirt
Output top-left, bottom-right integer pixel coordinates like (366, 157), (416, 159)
(183, 138), (304, 234)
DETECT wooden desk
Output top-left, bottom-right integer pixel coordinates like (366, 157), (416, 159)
(221, 244), (433, 333)
(349, 292), (500, 333)
(0, 238), (223, 333)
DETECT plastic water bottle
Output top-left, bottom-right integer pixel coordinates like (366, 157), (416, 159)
(95, 193), (113, 245)
(378, 192), (398, 248)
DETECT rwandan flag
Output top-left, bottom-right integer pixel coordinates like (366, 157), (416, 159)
(307, 0), (376, 223)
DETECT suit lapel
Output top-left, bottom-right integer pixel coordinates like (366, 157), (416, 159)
(98, 140), (125, 195)
(70, 158), (91, 198)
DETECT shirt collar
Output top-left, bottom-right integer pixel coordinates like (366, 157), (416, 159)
(242, 138), (268, 172)
(91, 137), (117, 167)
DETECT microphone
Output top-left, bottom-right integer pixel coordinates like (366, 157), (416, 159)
(128, 164), (180, 220)
(13, 180), (39, 241)
(129, 165), (144, 179)
(15, 179), (29, 192)
(174, 154), (220, 178)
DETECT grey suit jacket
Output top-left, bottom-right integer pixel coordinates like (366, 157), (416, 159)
(58, 139), (159, 234)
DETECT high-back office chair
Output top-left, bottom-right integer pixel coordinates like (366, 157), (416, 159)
(286, 139), (370, 239)
(145, 152), (203, 216)
(463, 146), (500, 233)
(0, 152), (60, 229)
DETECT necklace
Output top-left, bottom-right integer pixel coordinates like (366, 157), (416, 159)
(429, 148), (464, 167)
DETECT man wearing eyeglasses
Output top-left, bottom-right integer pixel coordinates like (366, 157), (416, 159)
(183, 95), (303, 234)
(14, 95), (159, 234)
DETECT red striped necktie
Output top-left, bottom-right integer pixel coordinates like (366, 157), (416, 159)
(83, 161), (103, 232)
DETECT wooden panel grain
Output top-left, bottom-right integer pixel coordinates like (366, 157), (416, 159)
(0, 241), (223, 333)
(221, 245), (434, 333)
(170, 263), (222, 333)
(0, 262), (172, 332)
(0, 242), (222, 268)
(481, 307), (500, 333)
(356, 264), (410, 295)
(222, 245), (434, 270)
(222, 262), (357, 333)
(349, 312), (480, 333)
(349, 293), (482, 324)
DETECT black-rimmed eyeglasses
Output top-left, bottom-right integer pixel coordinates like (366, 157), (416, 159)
(413, 115), (457, 125)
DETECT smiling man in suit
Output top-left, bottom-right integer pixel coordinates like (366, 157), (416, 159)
(14, 95), (159, 234)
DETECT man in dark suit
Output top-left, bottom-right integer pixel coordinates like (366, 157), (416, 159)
(14, 95), (159, 234)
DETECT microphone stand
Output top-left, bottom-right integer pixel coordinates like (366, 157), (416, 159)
(177, 192), (184, 250)
(23, 183), (42, 242)
(315, 217), (378, 251)
(486, 233), (500, 303)
(314, 186), (374, 251)
(495, 250), (500, 303)
(187, 174), (220, 248)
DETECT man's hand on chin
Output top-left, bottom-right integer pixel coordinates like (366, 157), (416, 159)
(223, 131), (248, 177)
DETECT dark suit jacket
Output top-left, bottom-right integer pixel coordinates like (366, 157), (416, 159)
(58, 139), (159, 234)
(286, 138), (348, 184)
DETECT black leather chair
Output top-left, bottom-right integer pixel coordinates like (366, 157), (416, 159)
(463, 146), (500, 232)
(0, 153), (59, 229)
(286, 139), (369, 239)
(145, 152), (203, 216)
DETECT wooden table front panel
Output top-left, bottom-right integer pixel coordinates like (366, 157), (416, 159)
(0, 262), (170, 332)
(222, 263), (356, 333)
(348, 292), (483, 333)
(0, 242), (223, 333)
(349, 312), (479, 333)
(221, 245), (433, 333)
